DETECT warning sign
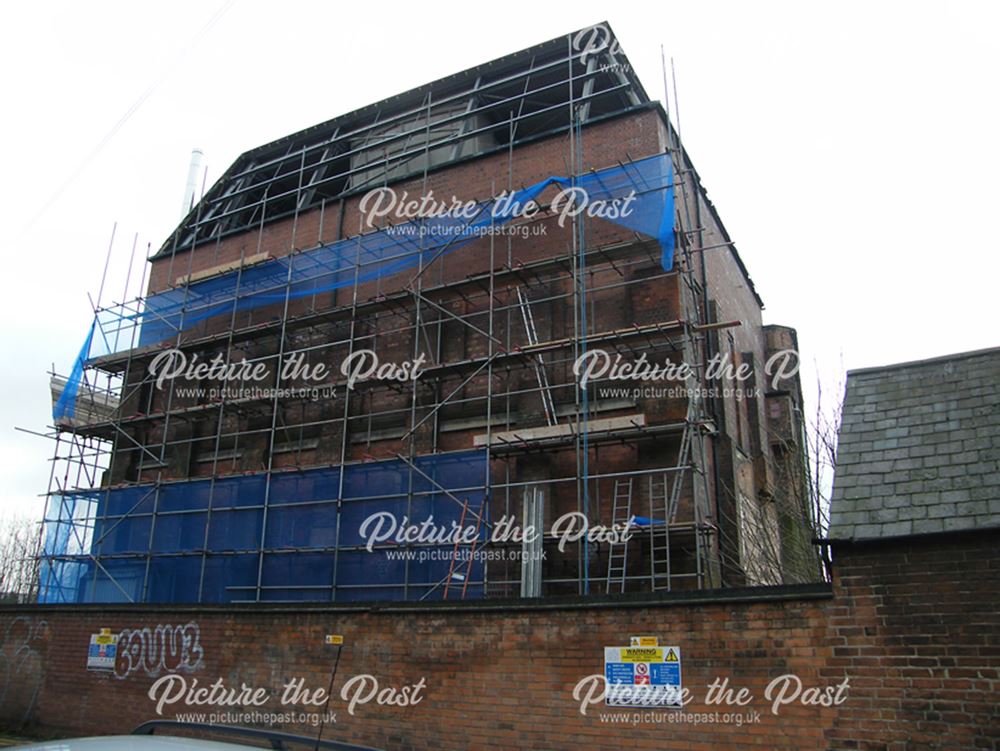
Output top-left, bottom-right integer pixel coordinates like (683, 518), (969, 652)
(87, 628), (118, 671)
(325, 634), (344, 645)
(620, 647), (663, 662)
(604, 644), (682, 708)
(630, 635), (659, 647)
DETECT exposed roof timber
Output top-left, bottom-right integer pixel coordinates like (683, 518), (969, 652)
(232, 24), (647, 181)
(155, 22), (647, 259)
(230, 54), (572, 183)
(208, 73), (611, 207)
(164, 80), (637, 254)
(179, 82), (633, 237)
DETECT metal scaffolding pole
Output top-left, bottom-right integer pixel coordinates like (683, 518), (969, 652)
(40, 35), (724, 604)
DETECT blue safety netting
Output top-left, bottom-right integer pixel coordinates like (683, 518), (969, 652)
(38, 449), (488, 604)
(53, 154), (674, 421)
(52, 321), (95, 424)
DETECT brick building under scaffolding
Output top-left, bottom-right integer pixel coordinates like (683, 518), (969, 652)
(42, 23), (820, 604)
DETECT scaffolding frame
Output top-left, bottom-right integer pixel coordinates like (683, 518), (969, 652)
(40, 25), (725, 604)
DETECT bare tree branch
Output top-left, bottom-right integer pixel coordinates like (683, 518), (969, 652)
(0, 516), (42, 603)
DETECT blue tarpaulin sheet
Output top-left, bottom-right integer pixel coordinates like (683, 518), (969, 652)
(54, 154), (674, 421)
(39, 450), (488, 604)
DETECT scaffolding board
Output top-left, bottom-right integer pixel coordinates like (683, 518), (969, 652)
(39, 24), (732, 605)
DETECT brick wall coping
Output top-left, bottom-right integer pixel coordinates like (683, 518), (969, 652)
(822, 526), (1000, 547)
(0, 582), (831, 617)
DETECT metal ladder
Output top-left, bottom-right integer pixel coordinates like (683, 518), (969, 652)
(605, 477), (634, 593)
(516, 287), (558, 426)
(649, 472), (671, 590)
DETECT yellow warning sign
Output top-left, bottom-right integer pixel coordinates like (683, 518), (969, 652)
(630, 636), (659, 647)
(325, 634), (344, 645)
(665, 648), (678, 662)
(621, 647), (664, 662)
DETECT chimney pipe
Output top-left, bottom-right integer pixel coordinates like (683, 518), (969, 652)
(181, 148), (204, 219)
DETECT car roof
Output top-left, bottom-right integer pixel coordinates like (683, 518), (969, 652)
(15, 736), (262, 751)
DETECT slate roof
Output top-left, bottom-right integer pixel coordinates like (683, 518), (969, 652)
(828, 347), (1000, 541)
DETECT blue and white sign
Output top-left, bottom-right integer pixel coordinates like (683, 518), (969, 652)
(604, 644), (682, 708)
(87, 628), (118, 671)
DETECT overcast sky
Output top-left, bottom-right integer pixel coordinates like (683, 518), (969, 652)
(2, 1), (997, 523)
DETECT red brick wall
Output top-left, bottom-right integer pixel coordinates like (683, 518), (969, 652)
(0, 587), (834, 748)
(826, 530), (1000, 749)
(3, 532), (998, 748)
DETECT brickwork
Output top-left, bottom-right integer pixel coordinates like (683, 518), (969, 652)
(0, 589), (833, 748)
(825, 531), (1000, 749)
(3, 530), (998, 748)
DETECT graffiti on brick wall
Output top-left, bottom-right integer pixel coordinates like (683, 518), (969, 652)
(114, 621), (204, 680)
(0, 617), (50, 724)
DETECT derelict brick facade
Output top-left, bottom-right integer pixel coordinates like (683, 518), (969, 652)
(3, 530), (998, 748)
(144, 112), (667, 296)
(79, 93), (814, 601)
(97, 101), (811, 596)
